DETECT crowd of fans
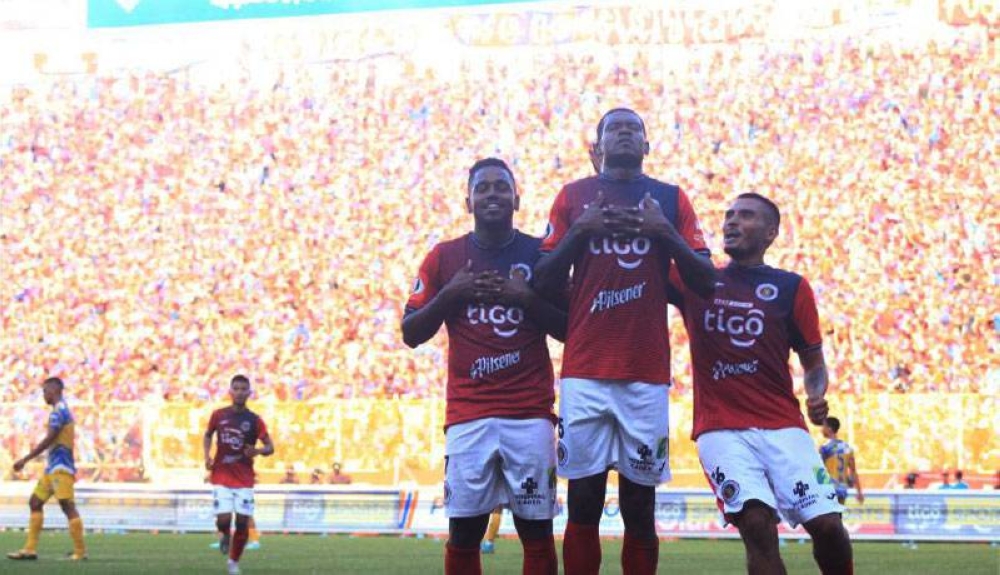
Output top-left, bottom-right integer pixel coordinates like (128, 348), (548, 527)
(1, 18), (996, 481)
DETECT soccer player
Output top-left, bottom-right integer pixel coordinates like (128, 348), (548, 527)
(669, 193), (854, 574)
(481, 506), (503, 554)
(6, 377), (87, 562)
(204, 375), (274, 575)
(534, 108), (715, 575)
(402, 158), (566, 575)
(820, 417), (865, 504)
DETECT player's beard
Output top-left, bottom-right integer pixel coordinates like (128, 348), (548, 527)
(604, 152), (642, 170)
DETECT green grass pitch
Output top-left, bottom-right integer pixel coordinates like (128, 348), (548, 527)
(0, 531), (996, 574)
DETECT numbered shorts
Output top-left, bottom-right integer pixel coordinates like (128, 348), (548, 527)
(557, 378), (671, 486)
(697, 427), (843, 528)
(444, 417), (557, 520)
(213, 486), (255, 516)
(32, 471), (75, 502)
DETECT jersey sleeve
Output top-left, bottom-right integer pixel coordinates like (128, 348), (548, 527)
(540, 187), (572, 253)
(48, 407), (68, 431)
(257, 417), (270, 442)
(206, 409), (220, 435)
(675, 189), (709, 256)
(404, 245), (443, 313)
(790, 277), (823, 352)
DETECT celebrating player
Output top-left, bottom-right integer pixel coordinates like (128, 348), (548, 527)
(203, 375), (274, 575)
(534, 108), (715, 575)
(820, 417), (865, 504)
(6, 377), (87, 562)
(402, 158), (565, 575)
(669, 193), (854, 574)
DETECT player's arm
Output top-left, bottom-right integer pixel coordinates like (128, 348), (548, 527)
(203, 411), (219, 471)
(799, 347), (829, 425)
(247, 432), (274, 458)
(402, 258), (481, 348)
(791, 277), (828, 425)
(12, 426), (61, 472)
(632, 191), (715, 297)
(534, 190), (608, 300)
(848, 453), (864, 503)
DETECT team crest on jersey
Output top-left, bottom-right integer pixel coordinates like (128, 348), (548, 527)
(509, 263), (532, 282)
(755, 283), (778, 301)
(720, 479), (741, 503)
(241, 421), (251, 432)
(411, 277), (424, 295)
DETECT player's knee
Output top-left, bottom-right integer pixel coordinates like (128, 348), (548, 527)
(57, 499), (78, 518)
(512, 516), (552, 541)
(216, 514), (232, 533)
(619, 479), (655, 537)
(449, 514), (490, 549)
(567, 473), (608, 524)
(733, 501), (778, 548)
(803, 513), (847, 542)
(28, 496), (44, 512)
(233, 515), (250, 532)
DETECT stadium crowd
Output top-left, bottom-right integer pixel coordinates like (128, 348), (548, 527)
(1, 22), (996, 480)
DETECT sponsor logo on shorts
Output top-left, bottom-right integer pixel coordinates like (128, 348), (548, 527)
(656, 437), (668, 459)
(710, 467), (726, 485)
(557, 441), (569, 467)
(720, 480), (741, 504)
(514, 476), (545, 506)
(712, 359), (759, 380)
(628, 443), (656, 473)
(469, 350), (521, 379)
(590, 281), (646, 313)
(792, 480), (818, 510)
(814, 467), (832, 485)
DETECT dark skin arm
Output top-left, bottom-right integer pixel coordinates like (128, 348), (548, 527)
(611, 193), (716, 297)
(13, 427), (61, 472)
(402, 260), (501, 348)
(245, 434), (275, 458)
(485, 271), (568, 342)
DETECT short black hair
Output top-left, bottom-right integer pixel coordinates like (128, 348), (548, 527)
(596, 108), (646, 142)
(44, 377), (64, 390)
(231, 374), (250, 387)
(468, 157), (515, 191)
(736, 192), (781, 229)
(825, 417), (841, 433)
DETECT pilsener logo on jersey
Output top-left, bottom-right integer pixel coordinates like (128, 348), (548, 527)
(588, 237), (651, 270)
(467, 304), (523, 338)
(469, 350), (521, 380)
(591, 281), (646, 313)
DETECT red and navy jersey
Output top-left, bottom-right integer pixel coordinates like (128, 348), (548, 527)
(405, 231), (555, 428)
(207, 406), (269, 488)
(669, 263), (822, 438)
(541, 175), (708, 384)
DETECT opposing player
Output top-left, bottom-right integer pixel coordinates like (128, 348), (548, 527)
(820, 417), (864, 504)
(534, 108), (715, 575)
(6, 377), (87, 562)
(402, 158), (565, 575)
(669, 193), (854, 574)
(204, 375), (274, 575)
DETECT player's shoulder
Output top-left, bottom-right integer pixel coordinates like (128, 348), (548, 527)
(560, 175), (602, 199)
(514, 229), (543, 249)
(431, 234), (471, 257)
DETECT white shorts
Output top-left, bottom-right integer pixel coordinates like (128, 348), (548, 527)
(444, 417), (557, 520)
(697, 428), (843, 528)
(213, 486), (255, 517)
(557, 378), (670, 486)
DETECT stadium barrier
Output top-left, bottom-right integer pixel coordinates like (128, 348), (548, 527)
(0, 484), (996, 542)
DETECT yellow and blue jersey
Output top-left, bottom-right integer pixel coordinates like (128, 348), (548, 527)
(820, 438), (855, 490)
(46, 400), (75, 475)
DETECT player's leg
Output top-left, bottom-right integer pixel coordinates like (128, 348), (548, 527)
(499, 418), (559, 575)
(558, 378), (615, 575)
(227, 488), (255, 573)
(246, 516), (261, 549)
(697, 429), (785, 575)
(611, 382), (670, 575)
(481, 506), (501, 553)
(6, 485), (47, 560)
(731, 500), (787, 575)
(802, 513), (853, 575)
(763, 428), (849, 575)
(213, 486), (236, 554)
(512, 516), (557, 575)
(52, 472), (86, 560)
(443, 418), (503, 575)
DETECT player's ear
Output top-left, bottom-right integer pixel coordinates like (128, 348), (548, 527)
(513, 191), (520, 212)
(465, 192), (473, 214)
(643, 140), (650, 155)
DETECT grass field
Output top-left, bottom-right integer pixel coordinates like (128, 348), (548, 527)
(0, 531), (996, 574)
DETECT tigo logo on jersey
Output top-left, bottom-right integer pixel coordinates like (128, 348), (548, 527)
(467, 303), (523, 337)
(588, 237), (650, 270)
(704, 307), (765, 348)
